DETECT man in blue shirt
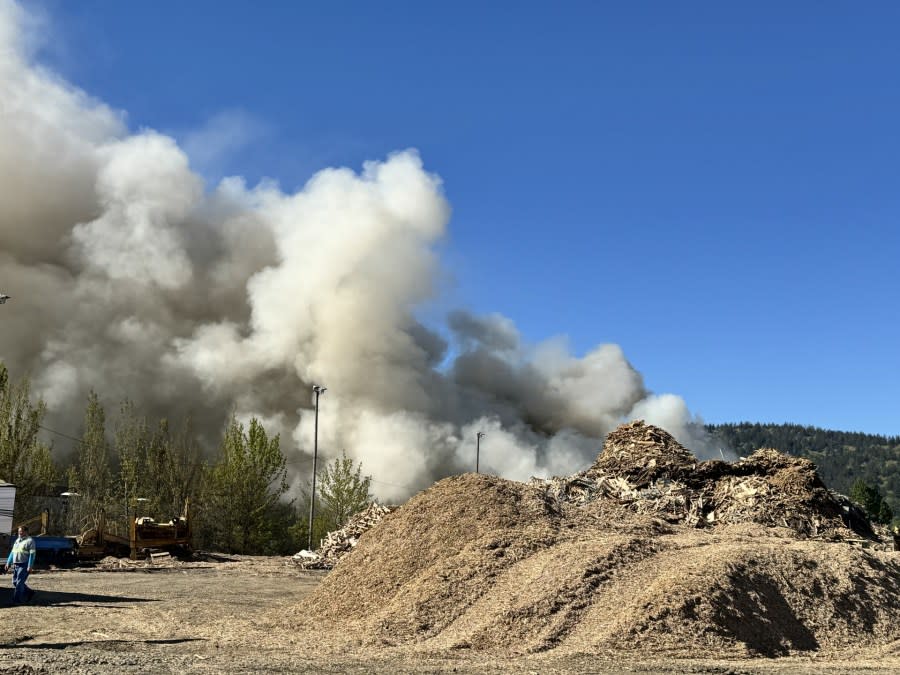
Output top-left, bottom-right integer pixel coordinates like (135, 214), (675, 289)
(5, 525), (36, 604)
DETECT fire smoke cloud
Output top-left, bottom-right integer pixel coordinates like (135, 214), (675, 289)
(0, 1), (720, 501)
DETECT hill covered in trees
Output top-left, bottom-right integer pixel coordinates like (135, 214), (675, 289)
(707, 422), (899, 522)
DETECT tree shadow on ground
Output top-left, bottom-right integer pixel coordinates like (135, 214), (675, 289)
(1, 638), (202, 650)
(710, 570), (819, 657)
(0, 590), (156, 607)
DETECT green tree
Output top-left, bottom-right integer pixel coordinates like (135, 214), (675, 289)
(206, 416), (289, 554)
(0, 363), (57, 521)
(110, 403), (205, 519)
(289, 452), (375, 552)
(113, 399), (151, 525)
(263, 499), (303, 556)
(147, 417), (206, 520)
(67, 391), (113, 532)
(290, 489), (328, 552)
(877, 500), (894, 526)
(849, 478), (892, 525)
(317, 450), (372, 533)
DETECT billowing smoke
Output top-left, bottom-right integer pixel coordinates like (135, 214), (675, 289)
(0, 1), (722, 501)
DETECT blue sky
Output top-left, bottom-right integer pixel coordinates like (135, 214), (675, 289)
(32, 1), (900, 435)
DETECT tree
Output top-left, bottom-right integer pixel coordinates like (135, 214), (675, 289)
(111, 403), (205, 524)
(206, 416), (289, 554)
(290, 489), (328, 552)
(317, 450), (372, 533)
(67, 391), (113, 532)
(850, 478), (893, 525)
(877, 500), (894, 526)
(113, 399), (151, 525)
(0, 363), (57, 521)
(147, 416), (206, 520)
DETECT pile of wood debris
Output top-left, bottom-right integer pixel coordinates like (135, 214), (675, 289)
(530, 420), (872, 539)
(291, 422), (900, 658)
(95, 553), (184, 570)
(292, 502), (393, 569)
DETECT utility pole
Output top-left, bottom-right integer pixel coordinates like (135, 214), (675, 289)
(476, 431), (485, 473)
(307, 384), (326, 551)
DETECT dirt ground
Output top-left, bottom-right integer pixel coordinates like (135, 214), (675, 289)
(0, 556), (897, 674)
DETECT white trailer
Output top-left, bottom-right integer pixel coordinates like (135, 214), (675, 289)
(0, 482), (16, 535)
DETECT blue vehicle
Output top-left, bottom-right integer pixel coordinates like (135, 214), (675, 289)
(32, 535), (78, 564)
(3, 506), (79, 565)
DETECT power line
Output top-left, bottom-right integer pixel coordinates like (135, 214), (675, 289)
(369, 477), (418, 491)
(38, 424), (85, 445)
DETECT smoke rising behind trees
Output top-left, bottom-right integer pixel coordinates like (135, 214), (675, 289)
(0, 0), (719, 502)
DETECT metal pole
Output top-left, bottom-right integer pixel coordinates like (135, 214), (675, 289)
(307, 385), (326, 551)
(476, 432), (485, 473)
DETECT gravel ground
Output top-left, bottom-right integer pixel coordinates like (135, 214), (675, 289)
(0, 558), (896, 674)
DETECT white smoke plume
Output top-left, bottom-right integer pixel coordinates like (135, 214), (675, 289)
(0, 1), (723, 502)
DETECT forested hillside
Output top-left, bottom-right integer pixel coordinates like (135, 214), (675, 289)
(708, 422), (899, 518)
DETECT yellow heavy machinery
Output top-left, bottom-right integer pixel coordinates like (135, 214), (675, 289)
(77, 499), (192, 560)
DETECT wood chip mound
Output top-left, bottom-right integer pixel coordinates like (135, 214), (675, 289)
(291, 421), (900, 659)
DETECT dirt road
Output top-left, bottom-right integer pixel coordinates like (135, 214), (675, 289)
(0, 557), (896, 674)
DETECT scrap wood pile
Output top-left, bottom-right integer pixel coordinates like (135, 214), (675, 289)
(531, 420), (871, 539)
(97, 556), (142, 570)
(96, 554), (183, 570)
(292, 502), (393, 569)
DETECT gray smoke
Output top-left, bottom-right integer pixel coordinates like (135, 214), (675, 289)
(0, 1), (725, 501)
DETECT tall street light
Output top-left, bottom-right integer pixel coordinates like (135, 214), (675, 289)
(307, 384), (326, 551)
(476, 431), (485, 473)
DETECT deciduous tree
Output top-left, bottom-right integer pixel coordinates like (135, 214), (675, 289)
(318, 450), (372, 532)
(0, 363), (57, 520)
(67, 391), (113, 531)
(206, 416), (289, 553)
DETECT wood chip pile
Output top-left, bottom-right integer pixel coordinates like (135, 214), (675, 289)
(289, 420), (900, 659)
(293, 502), (393, 569)
(530, 420), (870, 539)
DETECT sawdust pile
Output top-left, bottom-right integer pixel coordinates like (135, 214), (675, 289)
(293, 421), (900, 658)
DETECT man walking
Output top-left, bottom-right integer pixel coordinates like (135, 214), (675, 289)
(5, 525), (36, 604)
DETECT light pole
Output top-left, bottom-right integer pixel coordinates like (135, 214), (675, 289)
(476, 431), (485, 473)
(307, 384), (326, 551)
